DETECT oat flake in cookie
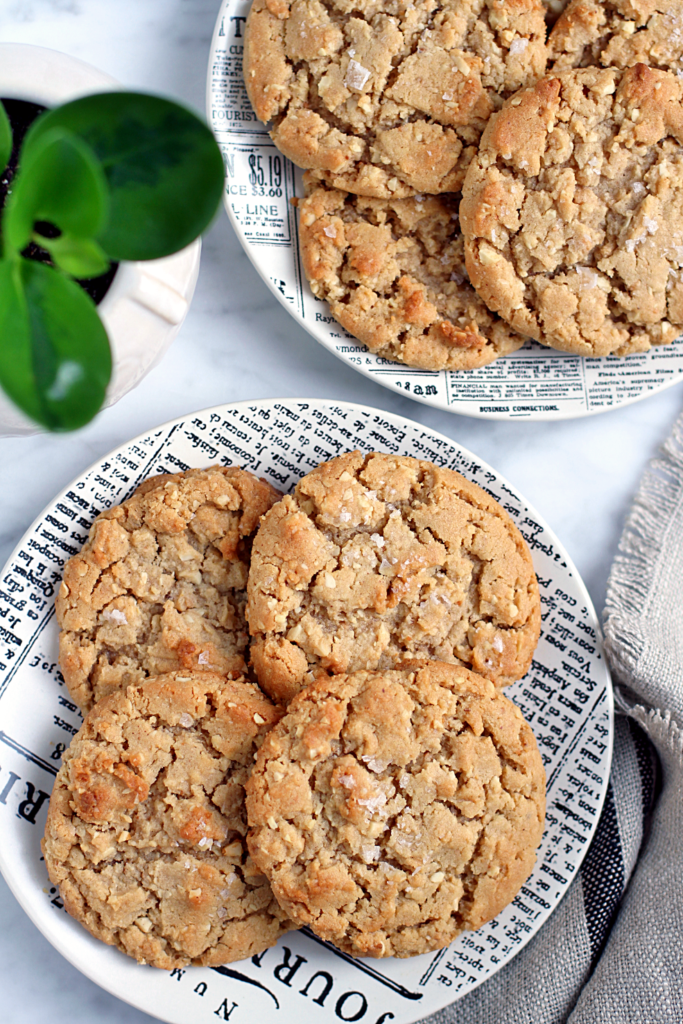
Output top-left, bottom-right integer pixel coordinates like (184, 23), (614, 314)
(57, 466), (280, 713)
(246, 663), (546, 958)
(549, 0), (683, 74)
(461, 65), (683, 356)
(42, 671), (294, 969)
(299, 179), (525, 370)
(247, 452), (540, 703)
(244, 0), (548, 198)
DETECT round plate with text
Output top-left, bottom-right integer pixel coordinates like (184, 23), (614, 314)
(207, 0), (683, 421)
(0, 399), (612, 1024)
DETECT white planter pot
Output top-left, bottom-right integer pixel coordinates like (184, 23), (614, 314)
(0, 43), (201, 436)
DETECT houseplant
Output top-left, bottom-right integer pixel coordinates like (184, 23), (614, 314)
(0, 44), (224, 435)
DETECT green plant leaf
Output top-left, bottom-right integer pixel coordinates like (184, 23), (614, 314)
(0, 257), (112, 430)
(4, 127), (109, 255)
(40, 234), (110, 279)
(0, 102), (12, 177)
(24, 92), (225, 261)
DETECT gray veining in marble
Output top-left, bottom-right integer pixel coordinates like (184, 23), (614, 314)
(0, 1), (681, 1021)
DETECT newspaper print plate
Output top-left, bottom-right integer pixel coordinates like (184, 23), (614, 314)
(0, 399), (612, 1024)
(207, 0), (683, 421)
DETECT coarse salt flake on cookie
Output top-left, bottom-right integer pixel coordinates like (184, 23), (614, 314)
(246, 451), (540, 703)
(244, 0), (549, 198)
(56, 465), (281, 713)
(246, 663), (546, 958)
(42, 671), (295, 969)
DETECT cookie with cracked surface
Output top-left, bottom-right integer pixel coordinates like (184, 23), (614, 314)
(549, 0), (683, 74)
(42, 671), (295, 968)
(246, 451), (540, 704)
(56, 466), (281, 713)
(246, 663), (546, 958)
(244, 0), (548, 198)
(461, 65), (683, 356)
(299, 179), (526, 370)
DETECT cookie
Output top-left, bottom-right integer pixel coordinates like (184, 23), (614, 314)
(42, 671), (294, 969)
(299, 180), (526, 370)
(549, 0), (683, 73)
(246, 663), (546, 958)
(461, 64), (683, 356)
(247, 451), (540, 703)
(245, 0), (548, 198)
(56, 466), (281, 712)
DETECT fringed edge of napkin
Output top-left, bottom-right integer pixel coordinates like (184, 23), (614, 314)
(618, 700), (683, 767)
(604, 414), (683, 686)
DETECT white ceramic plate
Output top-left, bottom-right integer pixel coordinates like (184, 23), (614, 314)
(206, 0), (683, 421)
(0, 398), (612, 1024)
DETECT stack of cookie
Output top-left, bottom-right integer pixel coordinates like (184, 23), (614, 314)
(43, 454), (546, 968)
(244, 0), (683, 363)
(44, 466), (295, 968)
(244, 452), (546, 958)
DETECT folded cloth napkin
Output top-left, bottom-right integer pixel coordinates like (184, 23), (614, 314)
(421, 414), (683, 1024)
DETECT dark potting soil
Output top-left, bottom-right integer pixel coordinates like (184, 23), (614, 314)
(1, 97), (117, 306)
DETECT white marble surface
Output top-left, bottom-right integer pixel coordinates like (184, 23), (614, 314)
(0, 1), (680, 1021)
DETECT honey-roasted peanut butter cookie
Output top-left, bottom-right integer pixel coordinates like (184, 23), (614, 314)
(246, 663), (546, 957)
(42, 671), (294, 969)
(57, 466), (280, 712)
(461, 64), (683, 356)
(245, 0), (548, 197)
(299, 179), (526, 369)
(247, 452), (540, 703)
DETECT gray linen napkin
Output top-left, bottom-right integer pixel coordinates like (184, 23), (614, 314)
(421, 414), (683, 1024)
